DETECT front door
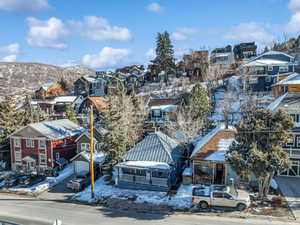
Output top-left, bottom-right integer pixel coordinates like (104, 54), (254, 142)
(26, 161), (36, 173)
(214, 163), (225, 184)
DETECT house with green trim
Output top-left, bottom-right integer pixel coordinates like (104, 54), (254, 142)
(71, 128), (107, 176)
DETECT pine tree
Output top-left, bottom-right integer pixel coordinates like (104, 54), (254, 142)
(0, 96), (24, 159)
(227, 109), (294, 198)
(189, 84), (212, 120)
(65, 105), (78, 124)
(153, 31), (176, 81)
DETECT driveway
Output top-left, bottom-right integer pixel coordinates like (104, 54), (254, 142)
(275, 176), (300, 220)
(38, 175), (76, 201)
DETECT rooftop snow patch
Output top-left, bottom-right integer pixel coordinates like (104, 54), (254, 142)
(118, 161), (170, 170)
(191, 124), (235, 158)
(266, 93), (288, 111)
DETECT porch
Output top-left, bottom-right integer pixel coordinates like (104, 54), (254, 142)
(192, 160), (227, 185)
(116, 162), (171, 191)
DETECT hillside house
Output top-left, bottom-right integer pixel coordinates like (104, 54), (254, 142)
(181, 50), (209, 81)
(188, 124), (242, 185)
(210, 45), (235, 65)
(74, 73), (107, 97)
(272, 73), (300, 97)
(240, 51), (296, 92)
(10, 119), (83, 174)
(78, 97), (106, 125)
(115, 132), (185, 191)
(34, 82), (63, 99)
(233, 42), (257, 61)
(267, 93), (300, 177)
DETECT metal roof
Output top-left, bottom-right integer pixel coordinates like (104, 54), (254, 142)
(122, 132), (184, 165)
(29, 119), (83, 140)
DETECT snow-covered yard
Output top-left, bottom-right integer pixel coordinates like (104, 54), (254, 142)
(5, 164), (74, 195)
(74, 176), (197, 210)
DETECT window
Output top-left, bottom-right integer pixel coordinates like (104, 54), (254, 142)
(56, 152), (60, 159)
(153, 109), (161, 117)
(15, 150), (21, 163)
(286, 136), (295, 147)
(152, 170), (168, 178)
(279, 66), (289, 73)
(39, 140), (46, 149)
(297, 137), (300, 148)
(212, 192), (223, 198)
(248, 78), (258, 84)
(268, 66), (273, 71)
(224, 193), (234, 200)
(14, 139), (20, 148)
(40, 154), (47, 165)
(265, 76), (272, 83)
(81, 143), (90, 151)
(26, 139), (34, 148)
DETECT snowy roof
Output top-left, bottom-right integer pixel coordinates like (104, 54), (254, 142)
(266, 93), (288, 111)
(71, 151), (106, 163)
(118, 161), (170, 170)
(121, 132), (184, 165)
(54, 96), (77, 103)
(204, 138), (234, 162)
(151, 104), (177, 112)
(243, 59), (292, 67)
(272, 73), (300, 86)
(29, 119), (83, 140)
(191, 124), (236, 158)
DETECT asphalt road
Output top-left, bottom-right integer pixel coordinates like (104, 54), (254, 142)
(0, 193), (297, 225)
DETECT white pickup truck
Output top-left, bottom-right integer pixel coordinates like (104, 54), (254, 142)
(192, 185), (251, 211)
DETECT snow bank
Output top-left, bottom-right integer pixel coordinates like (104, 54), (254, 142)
(8, 164), (74, 195)
(74, 176), (197, 209)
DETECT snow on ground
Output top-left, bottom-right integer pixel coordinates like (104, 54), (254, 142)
(74, 176), (199, 209)
(270, 179), (278, 190)
(7, 164), (74, 194)
(0, 170), (12, 180)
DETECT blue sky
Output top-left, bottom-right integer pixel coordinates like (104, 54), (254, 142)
(0, 0), (299, 70)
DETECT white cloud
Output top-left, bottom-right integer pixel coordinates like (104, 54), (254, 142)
(82, 47), (131, 68)
(171, 32), (187, 41)
(27, 17), (68, 49)
(286, 11), (300, 33)
(0, 43), (20, 55)
(2, 55), (17, 62)
(224, 23), (274, 46)
(175, 47), (190, 58)
(171, 27), (199, 41)
(289, 0), (300, 12)
(176, 27), (199, 35)
(0, 0), (50, 13)
(146, 48), (156, 59)
(70, 16), (132, 42)
(147, 3), (163, 13)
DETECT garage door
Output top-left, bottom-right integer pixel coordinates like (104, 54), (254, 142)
(75, 161), (90, 174)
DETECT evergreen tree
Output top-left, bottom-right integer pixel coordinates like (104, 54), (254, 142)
(153, 31), (176, 81)
(189, 84), (212, 120)
(227, 109), (294, 198)
(65, 105), (78, 124)
(0, 96), (24, 159)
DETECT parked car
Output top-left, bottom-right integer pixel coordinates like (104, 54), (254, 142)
(4, 176), (22, 188)
(18, 176), (31, 186)
(192, 186), (251, 211)
(44, 168), (59, 177)
(67, 173), (90, 191)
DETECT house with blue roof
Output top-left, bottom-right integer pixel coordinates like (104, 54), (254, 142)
(115, 132), (185, 191)
(240, 51), (297, 92)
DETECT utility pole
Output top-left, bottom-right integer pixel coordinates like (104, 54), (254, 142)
(89, 104), (95, 199)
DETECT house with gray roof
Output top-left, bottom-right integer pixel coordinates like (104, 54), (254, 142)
(10, 119), (83, 174)
(115, 132), (185, 191)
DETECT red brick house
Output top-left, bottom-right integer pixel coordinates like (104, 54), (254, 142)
(10, 119), (83, 174)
